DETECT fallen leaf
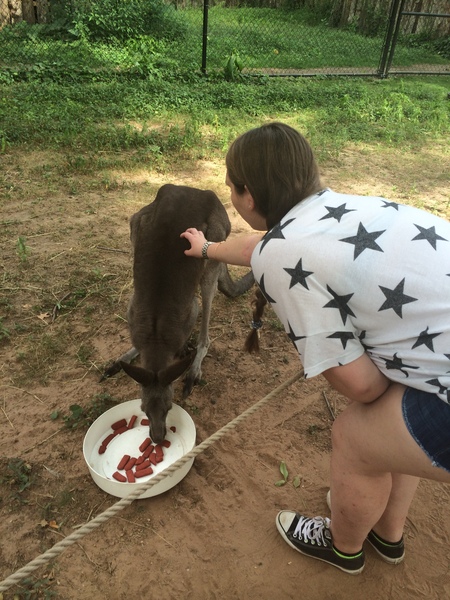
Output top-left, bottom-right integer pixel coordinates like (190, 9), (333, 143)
(48, 520), (60, 529)
(37, 312), (51, 321)
(292, 475), (301, 488)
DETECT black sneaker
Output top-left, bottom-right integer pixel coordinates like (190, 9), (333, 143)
(276, 511), (365, 575)
(367, 530), (405, 564)
(326, 491), (405, 564)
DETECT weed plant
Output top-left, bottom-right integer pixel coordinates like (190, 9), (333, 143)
(60, 393), (119, 429)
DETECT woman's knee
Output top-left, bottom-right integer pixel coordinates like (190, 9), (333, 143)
(331, 405), (361, 454)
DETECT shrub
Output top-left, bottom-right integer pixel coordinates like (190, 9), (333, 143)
(72, 0), (188, 43)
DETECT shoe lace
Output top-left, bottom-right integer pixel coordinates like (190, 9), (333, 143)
(293, 516), (331, 547)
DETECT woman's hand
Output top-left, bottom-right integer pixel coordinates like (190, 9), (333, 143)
(181, 229), (263, 266)
(180, 228), (206, 258)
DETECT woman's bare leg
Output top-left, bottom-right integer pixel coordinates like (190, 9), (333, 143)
(372, 474), (419, 542)
(329, 383), (450, 554)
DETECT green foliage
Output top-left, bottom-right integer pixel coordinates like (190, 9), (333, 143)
(274, 461), (301, 488)
(1, 74), (448, 166)
(62, 393), (118, 429)
(16, 236), (30, 263)
(400, 31), (450, 60)
(0, 317), (10, 341)
(274, 460), (289, 486)
(432, 36), (450, 60)
(12, 575), (58, 599)
(224, 51), (244, 81)
(1, 458), (34, 493)
(72, 0), (188, 43)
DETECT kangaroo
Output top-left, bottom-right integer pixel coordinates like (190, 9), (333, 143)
(102, 184), (254, 443)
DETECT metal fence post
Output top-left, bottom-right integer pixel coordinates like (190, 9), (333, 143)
(378, 0), (402, 78)
(201, 0), (209, 75)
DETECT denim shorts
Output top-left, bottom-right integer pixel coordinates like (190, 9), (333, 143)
(402, 387), (450, 473)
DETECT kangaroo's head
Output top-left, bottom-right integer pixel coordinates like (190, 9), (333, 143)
(120, 355), (193, 444)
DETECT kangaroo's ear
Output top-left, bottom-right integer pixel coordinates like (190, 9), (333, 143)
(120, 361), (155, 386)
(158, 353), (195, 387)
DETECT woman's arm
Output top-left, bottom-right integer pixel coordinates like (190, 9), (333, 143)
(323, 353), (391, 404)
(181, 228), (264, 267)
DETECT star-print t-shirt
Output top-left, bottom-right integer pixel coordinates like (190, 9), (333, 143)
(251, 189), (450, 404)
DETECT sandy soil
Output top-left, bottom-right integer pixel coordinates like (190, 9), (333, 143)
(1, 142), (449, 599)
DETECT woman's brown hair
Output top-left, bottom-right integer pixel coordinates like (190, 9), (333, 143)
(226, 122), (322, 230)
(226, 122), (322, 352)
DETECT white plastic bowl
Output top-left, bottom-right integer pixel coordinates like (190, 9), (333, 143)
(83, 400), (196, 498)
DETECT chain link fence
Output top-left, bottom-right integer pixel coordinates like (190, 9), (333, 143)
(0, 0), (448, 78)
(204, 0), (450, 77)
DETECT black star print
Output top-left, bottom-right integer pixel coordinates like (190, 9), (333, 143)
(323, 285), (356, 325)
(340, 222), (385, 260)
(286, 321), (305, 345)
(319, 203), (355, 223)
(284, 258), (313, 290)
(358, 330), (374, 351)
(259, 218), (295, 253)
(411, 326), (442, 352)
(381, 200), (400, 210)
(378, 278), (418, 318)
(412, 224), (448, 250)
(257, 274), (276, 304)
(384, 353), (419, 377)
(445, 354), (450, 374)
(425, 378), (447, 396)
(327, 331), (354, 349)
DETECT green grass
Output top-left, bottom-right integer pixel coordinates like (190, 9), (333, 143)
(202, 7), (449, 70)
(1, 76), (448, 168)
(0, 8), (448, 175)
(0, 6), (448, 79)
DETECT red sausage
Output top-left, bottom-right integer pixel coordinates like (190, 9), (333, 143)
(111, 419), (127, 430)
(115, 426), (128, 435)
(139, 438), (152, 452)
(126, 470), (136, 483)
(117, 454), (130, 470)
(141, 419), (150, 426)
(128, 415), (137, 429)
(135, 459), (152, 471)
(143, 444), (155, 458)
(170, 426), (176, 432)
(123, 457), (137, 471)
(154, 446), (164, 464)
(99, 432), (117, 453)
(102, 433), (116, 446)
(149, 453), (158, 466)
(112, 471), (127, 482)
(134, 467), (153, 478)
(161, 440), (171, 448)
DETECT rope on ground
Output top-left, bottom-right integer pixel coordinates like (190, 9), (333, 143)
(0, 368), (304, 593)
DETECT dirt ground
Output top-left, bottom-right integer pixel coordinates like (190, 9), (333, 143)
(1, 142), (450, 599)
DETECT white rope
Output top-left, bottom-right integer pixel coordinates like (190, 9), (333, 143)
(0, 369), (303, 593)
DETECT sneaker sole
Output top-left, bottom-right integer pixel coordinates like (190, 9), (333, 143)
(275, 513), (364, 575)
(326, 491), (405, 565)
